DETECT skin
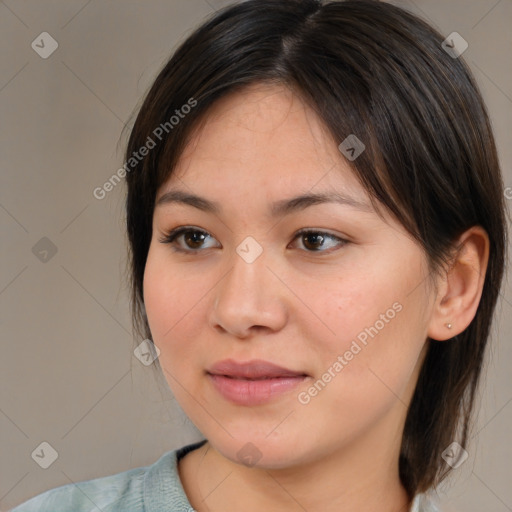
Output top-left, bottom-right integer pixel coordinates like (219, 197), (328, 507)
(143, 83), (489, 512)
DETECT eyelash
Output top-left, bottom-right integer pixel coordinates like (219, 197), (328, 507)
(157, 226), (349, 254)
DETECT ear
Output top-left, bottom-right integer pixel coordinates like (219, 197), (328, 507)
(427, 226), (490, 341)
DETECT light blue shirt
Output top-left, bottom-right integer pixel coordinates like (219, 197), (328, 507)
(10, 439), (442, 511)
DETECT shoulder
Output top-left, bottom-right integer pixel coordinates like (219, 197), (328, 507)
(9, 465), (147, 512)
(9, 440), (207, 512)
(410, 491), (444, 512)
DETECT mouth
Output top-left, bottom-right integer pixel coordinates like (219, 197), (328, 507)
(206, 359), (309, 406)
(207, 358), (308, 380)
(212, 375), (302, 380)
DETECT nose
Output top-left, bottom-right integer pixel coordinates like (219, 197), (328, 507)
(208, 244), (288, 339)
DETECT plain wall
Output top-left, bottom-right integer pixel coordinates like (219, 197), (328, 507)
(1, 1), (510, 510)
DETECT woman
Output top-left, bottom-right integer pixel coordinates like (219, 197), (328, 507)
(11, 0), (507, 511)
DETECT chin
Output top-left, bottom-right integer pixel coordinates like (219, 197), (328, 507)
(209, 432), (309, 470)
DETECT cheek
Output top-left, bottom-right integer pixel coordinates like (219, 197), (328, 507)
(143, 255), (173, 342)
(301, 255), (429, 402)
(142, 250), (204, 363)
(300, 262), (395, 350)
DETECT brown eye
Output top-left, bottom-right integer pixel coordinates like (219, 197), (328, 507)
(183, 230), (207, 249)
(158, 227), (220, 253)
(302, 232), (326, 251)
(292, 230), (348, 253)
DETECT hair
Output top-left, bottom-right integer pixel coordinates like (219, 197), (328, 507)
(123, 0), (507, 499)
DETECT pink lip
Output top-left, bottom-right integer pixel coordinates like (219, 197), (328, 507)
(206, 359), (308, 406)
(207, 358), (306, 379)
(208, 374), (307, 406)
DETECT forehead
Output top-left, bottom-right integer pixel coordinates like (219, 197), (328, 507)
(163, 83), (367, 203)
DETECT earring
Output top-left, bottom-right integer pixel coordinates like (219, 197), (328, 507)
(445, 323), (453, 329)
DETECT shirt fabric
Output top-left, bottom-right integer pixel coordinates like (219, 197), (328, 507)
(10, 439), (442, 511)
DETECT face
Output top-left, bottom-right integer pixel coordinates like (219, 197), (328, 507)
(143, 83), (436, 470)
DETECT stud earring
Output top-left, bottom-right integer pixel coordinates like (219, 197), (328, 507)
(445, 323), (452, 329)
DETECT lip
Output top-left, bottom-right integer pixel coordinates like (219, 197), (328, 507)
(206, 359), (308, 406)
(208, 374), (308, 406)
(207, 359), (307, 379)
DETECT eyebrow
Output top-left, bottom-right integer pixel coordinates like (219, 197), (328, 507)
(155, 189), (373, 216)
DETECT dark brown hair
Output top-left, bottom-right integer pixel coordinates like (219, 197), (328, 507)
(124, 0), (507, 499)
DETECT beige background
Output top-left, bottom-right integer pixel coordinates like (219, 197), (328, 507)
(0, 0), (510, 510)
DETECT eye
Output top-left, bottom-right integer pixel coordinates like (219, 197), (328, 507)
(290, 229), (348, 253)
(158, 227), (220, 253)
(158, 227), (348, 254)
